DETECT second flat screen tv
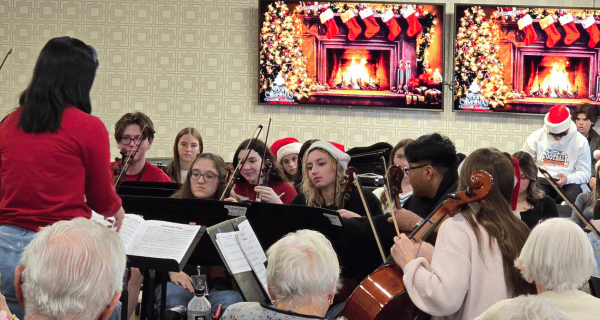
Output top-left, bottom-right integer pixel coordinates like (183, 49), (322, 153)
(454, 5), (600, 114)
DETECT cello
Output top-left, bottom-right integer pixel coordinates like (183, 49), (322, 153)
(338, 170), (493, 320)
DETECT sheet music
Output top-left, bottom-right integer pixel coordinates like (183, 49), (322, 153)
(119, 214), (146, 251)
(236, 220), (268, 294)
(127, 220), (200, 263)
(216, 232), (252, 274)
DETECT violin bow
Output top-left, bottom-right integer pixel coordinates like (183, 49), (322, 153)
(348, 168), (386, 263)
(0, 49), (12, 71)
(539, 167), (600, 238)
(254, 118), (272, 200)
(219, 124), (263, 201)
(380, 156), (401, 238)
(114, 122), (148, 190)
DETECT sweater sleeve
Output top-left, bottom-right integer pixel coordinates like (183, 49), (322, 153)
(82, 118), (122, 217)
(402, 219), (472, 316)
(278, 182), (297, 204)
(566, 141), (591, 185)
(571, 192), (591, 228)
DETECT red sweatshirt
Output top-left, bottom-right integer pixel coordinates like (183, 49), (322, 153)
(0, 106), (122, 231)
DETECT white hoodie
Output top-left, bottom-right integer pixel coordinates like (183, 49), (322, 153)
(523, 121), (591, 185)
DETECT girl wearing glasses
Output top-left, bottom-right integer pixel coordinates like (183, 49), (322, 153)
(291, 141), (384, 218)
(154, 153), (243, 314)
(164, 127), (203, 183)
(228, 139), (297, 204)
(391, 148), (535, 319)
(0, 37), (125, 318)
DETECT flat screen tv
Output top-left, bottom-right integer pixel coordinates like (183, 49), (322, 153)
(453, 4), (600, 114)
(258, 1), (445, 110)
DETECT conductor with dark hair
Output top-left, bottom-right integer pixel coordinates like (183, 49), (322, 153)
(0, 37), (124, 318)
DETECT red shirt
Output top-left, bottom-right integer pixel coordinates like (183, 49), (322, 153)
(111, 160), (172, 183)
(0, 106), (122, 231)
(233, 180), (297, 204)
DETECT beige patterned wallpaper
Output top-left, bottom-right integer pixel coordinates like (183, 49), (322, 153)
(0, 0), (594, 161)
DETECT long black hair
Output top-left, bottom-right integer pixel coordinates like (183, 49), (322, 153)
(19, 36), (99, 133)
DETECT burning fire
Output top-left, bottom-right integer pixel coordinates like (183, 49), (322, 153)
(528, 56), (578, 98)
(328, 49), (383, 90)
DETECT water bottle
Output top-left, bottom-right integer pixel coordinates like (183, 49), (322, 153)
(187, 275), (211, 320)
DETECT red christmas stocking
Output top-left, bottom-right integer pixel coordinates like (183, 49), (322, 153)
(320, 8), (339, 39)
(359, 6), (380, 38)
(583, 15), (600, 48)
(539, 16), (561, 48)
(341, 10), (362, 41)
(559, 12), (580, 45)
(382, 9), (401, 41)
(401, 5), (422, 37)
(517, 14), (536, 46)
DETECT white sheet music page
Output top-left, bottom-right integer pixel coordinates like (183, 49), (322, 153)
(216, 232), (252, 274)
(127, 220), (200, 263)
(119, 214), (146, 251)
(235, 220), (268, 293)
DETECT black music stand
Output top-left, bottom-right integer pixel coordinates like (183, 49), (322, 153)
(120, 196), (250, 320)
(207, 217), (270, 304)
(127, 226), (205, 320)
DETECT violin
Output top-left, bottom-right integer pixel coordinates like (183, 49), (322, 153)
(337, 169), (353, 210)
(112, 123), (148, 191)
(338, 170), (494, 320)
(219, 125), (263, 201)
(387, 165), (404, 210)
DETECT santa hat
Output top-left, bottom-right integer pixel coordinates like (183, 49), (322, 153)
(270, 138), (301, 165)
(594, 150), (600, 173)
(306, 141), (350, 170)
(544, 104), (571, 134)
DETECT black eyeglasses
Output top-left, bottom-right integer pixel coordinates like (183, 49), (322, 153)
(403, 164), (430, 175)
(120, 135), (147, 145)
(549, 130), (568, 138)
(190, 170), (219, 182)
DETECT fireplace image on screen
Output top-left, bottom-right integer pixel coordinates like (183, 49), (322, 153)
(454, 5), (600, 114)
(258, 2), (444, 110)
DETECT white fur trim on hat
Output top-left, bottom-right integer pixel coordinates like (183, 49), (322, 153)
(594, 149), (600, 173)
(277, 142), (301, 165)
(306, 141), (351, 170)
(544, 105), (571, 134)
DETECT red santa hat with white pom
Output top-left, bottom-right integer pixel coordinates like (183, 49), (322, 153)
(593, 150), (600, 173)
(270, 138), (302, 165)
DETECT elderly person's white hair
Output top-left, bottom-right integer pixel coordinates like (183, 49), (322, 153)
(266, 229), (341, 306)
(497, 295), (573, 320)
(18, 217), (126, 320)
(516, 218), (597, 292)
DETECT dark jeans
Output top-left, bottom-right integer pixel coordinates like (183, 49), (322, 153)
(537, 177), (583, 204)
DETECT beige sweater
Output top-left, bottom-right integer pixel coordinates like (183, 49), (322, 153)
(403, 214), (509, 320)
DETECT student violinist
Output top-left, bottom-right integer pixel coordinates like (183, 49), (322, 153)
(291, 141), (383, 218)
(112, 112), (172, 183)
(228, 139), (296, 204)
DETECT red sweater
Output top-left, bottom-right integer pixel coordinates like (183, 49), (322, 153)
(111, 160), (172, 182)
(0, 107), (122, 231)
(233, 180), (297, 204)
